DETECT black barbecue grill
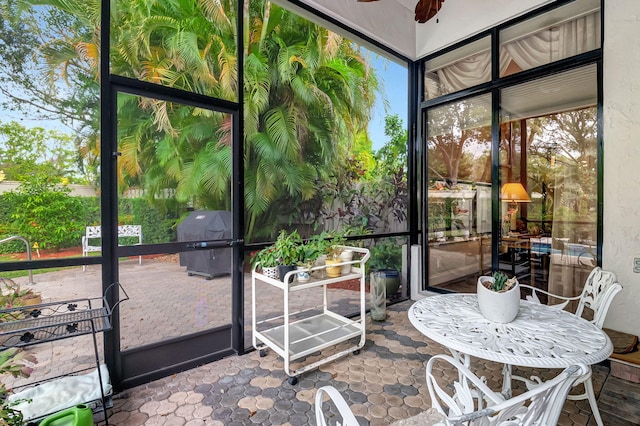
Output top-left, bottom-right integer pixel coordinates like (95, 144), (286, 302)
(178, 210), (232, 279)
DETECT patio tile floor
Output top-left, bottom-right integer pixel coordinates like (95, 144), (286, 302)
(97, 301), (633, 425)
(4, 260), (638, 425)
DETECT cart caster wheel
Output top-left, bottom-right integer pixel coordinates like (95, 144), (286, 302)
(353, 349), (360, 355)
(259, 349), (267, 357)
(288, 377), (298, 386)
(188, 272), (193, 276)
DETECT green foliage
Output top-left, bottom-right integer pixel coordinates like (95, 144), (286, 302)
(297, 233), (329, 267)
(0, 5), (100, 186)
(5, 0), (382, 245)
(313, 115), (408, 237)
(374, 115), (408, 178)
(487, 271), (517, 292)
(0, 348), (36, 426)
(119, 199), (178, 244)
(77, 196), (101, 227)
(251, 230), (303, 270)
(326, 233), (347, 259)
(0, 277), (39, 310)
(368, 239), (402, 273)
(250, 246), (279, 269)
(0, 189), (177, 254)
(273, 230), (303, 265)
(2, 175), (84, 250)
(0, 120), (82, 183)
(491, 271), (509, 291)
(251, 230), (332, 269)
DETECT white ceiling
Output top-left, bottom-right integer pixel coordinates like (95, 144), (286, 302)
(277, 0), (556, 61)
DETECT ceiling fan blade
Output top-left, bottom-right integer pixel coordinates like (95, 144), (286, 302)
(415, 0), (445, 23)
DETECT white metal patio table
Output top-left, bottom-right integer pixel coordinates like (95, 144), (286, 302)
(408, 293), (613, 395)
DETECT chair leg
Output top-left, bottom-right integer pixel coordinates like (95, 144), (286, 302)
(568, 369), (604, 426)
(584, 376), (604, 426)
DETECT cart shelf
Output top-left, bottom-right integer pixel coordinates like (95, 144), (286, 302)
(256, 313), (362, 360)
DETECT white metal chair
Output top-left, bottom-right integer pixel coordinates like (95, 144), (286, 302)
(314, 355), (588, 426)
(519, 266), (622, 426)
(315, 385), (360, 426)
(426, 354), (589, 426)
(520, 266), (621, 328)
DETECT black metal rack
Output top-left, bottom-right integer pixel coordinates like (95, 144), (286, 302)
(0, 283), (128, 425)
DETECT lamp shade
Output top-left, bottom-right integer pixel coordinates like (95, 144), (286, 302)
(500, 182), (531, 202)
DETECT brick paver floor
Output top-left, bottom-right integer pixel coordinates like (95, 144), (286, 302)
(4, 259), (632, 425)
(96, 302), (612, 425)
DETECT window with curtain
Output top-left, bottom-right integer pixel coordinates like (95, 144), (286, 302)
(421, 0), (601, 295)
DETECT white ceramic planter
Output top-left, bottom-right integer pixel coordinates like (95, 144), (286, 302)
(339, 250), (353, 275)
(477, 276), (520, 323)
(295, 266), (311, 283)
(261, 266), (279, 280)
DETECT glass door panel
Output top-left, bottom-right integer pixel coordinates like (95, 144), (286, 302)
(426, 94), (492, 291)
(115, 91), (234, 386)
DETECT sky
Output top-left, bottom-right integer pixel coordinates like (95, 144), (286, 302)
(367, 55), (409, 152)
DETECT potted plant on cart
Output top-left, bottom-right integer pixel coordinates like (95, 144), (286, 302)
(325, 233), (347, 278)
(477, 271), (520, 323)
(250, 246), (280, 280)
(273, 230), (303, 282)
(294, 237), (326, 283)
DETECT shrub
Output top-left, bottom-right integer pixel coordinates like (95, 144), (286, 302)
(2, 175), (84, 250)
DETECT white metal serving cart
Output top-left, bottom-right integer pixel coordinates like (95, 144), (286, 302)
(251, 246), (369, 385)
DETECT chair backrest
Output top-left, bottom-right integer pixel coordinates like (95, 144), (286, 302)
(576, 266), (622, 328)
(315, 385), (360, 426)
(426, 354), (588, 426)
(85, 225), (102, 239)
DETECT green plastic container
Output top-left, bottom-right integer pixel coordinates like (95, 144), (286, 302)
(39, 404), (93, 426)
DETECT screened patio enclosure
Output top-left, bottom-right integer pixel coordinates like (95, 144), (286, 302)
(1, 0), (638, 392)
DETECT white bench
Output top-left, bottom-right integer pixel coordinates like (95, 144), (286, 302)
(82, 225), (142, 270)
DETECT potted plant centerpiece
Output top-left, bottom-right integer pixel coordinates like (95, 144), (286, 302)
(477, 271), (520, 323)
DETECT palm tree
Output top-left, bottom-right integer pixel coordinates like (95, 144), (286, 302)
(243, 1), (377, 238)
(11, 0), (379, 240)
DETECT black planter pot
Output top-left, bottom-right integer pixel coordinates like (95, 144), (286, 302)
(277, 265), (296, 283)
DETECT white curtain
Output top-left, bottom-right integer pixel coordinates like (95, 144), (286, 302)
(426, 12), (599, 97)
(501, 13), (600, 72)
(437, 51), (492, 94)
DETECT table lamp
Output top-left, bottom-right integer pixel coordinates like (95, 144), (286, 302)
(501, 182), (531, 232)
